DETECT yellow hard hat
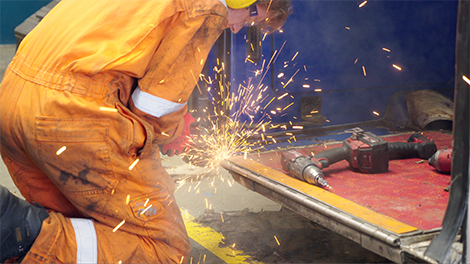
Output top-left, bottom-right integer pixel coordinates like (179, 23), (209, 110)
(226, 0), (258, 9)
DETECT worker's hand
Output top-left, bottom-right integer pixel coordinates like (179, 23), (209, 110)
(160, 113), (195, 157)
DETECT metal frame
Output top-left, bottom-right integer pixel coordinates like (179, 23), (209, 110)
(222, 159), (460, 263)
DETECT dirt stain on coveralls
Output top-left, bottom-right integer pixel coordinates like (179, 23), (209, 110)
(59, 168), (90, 185)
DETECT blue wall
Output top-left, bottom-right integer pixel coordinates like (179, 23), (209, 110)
(230, 0), (457, 128)
(1, 0), (52, 44)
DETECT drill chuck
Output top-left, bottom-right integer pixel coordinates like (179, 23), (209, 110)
(294, 156), (328, 187)
(303, 165), (331, 188)
(281, 151), (331, 189)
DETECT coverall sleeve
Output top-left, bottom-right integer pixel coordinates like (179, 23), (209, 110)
(130, 14), (227, 145)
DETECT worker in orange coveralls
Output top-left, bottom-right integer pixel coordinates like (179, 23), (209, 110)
(0, 0), (291, 263)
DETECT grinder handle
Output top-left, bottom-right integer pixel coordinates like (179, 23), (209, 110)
(314, 143), (350, 168)
(388, 142), (437, 160)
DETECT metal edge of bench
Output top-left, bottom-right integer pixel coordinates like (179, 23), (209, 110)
(221, 159), (444, 263)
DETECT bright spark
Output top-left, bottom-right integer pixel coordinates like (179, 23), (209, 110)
(177, 43), (304, 190)
(278, 93), (288, 100)
(303, 84), (310, 88)
(392, 64), (402, 70)
(283, 103), (294, 110)
(113, 220), (125, 232)
(129, 158), (139, 170)
(274, 235), (280, 245)
(56, 146), (66, 155)
(373, 111), (380, 116)
(99, 106), (118, 112)
(382, 48), (391, 52)
(140, 204), (153, 216)
(464, 75), (470, 85)
(291, 52), (299, 61)
(359, 1), (367, 8)
(362, 66), (367, 76)
(262, 33), (267, 41)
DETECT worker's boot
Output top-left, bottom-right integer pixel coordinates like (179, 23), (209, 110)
(0, 185), (49, 262)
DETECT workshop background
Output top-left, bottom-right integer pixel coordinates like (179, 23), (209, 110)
(0, 0), (459, 263)
(0, 48), (392, 263)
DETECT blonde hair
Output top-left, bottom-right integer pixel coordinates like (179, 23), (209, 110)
(257, 0), (293, 34)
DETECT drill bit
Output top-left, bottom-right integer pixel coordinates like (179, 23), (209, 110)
(302, 164), (332, 189)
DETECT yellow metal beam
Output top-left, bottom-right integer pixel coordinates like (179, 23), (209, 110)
(228, 156), (418, 234)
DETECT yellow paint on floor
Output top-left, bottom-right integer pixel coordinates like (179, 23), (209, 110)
(181, 210), (258, 264)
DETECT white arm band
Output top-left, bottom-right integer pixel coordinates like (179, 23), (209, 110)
(131, 87), (186, 118)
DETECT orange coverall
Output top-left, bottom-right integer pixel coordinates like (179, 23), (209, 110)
(0, 0), (227, 262)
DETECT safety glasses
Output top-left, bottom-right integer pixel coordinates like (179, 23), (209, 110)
(249, 4), (258, 17)
(244, 4), (259, 27)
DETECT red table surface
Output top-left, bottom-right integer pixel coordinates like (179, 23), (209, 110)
(251, 131), (452, 231)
